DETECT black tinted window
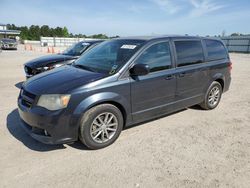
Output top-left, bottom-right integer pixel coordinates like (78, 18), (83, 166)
(175, 40), (204, 67)
(205, 39), (228, 60)
(135, 42), (171, 72)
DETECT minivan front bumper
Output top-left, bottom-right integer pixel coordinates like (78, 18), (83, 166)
(19, 119), (64, 144)
(18, 95), (79, 144)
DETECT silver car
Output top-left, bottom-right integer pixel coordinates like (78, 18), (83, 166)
(1, 38), (17, 50)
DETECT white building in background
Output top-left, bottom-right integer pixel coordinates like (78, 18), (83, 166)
(0, 24), (7, 30)
(0, 23), (21, 39)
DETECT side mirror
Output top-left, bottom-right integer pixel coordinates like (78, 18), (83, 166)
(130, 64), (150, 76)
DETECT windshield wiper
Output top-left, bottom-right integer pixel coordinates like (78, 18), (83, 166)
(73, 64), (96, 72)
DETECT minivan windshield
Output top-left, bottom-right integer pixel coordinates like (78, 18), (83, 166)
(62, 42), (91, 56)
(73, 39), (145, 75)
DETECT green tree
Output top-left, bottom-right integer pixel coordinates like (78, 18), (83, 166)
(40, 25), (50, 37)
(62, 26), (69, 37)
(7, 23), (114, 40)
(29, 25), (40, 40)
(89, 34), (109, 39)
(231, 33), (240, 36)
(19, 26), (29, 40)
(54, 27), (63, 37)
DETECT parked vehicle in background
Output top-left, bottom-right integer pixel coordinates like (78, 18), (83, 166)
(18, 36), (231, 149)
(24, 40), (104, 78)
(1, 38), (17, 50)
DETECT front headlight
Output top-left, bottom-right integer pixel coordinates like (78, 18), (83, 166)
(37, 94), (71, 111)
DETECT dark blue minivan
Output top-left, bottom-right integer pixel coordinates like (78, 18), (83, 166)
(18, 36), (231, 149)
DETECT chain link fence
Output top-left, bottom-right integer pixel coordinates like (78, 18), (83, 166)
(220, 36), (250, 53)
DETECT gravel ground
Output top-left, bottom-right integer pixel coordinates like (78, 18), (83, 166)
(0, 47), (249, 188)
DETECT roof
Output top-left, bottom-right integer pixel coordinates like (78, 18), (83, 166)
(117, 35), (180, 40)
(0, 23), (6, 26)
(115, 35), (221, 41)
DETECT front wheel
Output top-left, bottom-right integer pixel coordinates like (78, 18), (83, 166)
(79, 104), (123, 149)
(200, 81), (222, 110)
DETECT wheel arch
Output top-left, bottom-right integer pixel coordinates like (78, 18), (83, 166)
(73, 92), (130, 129)
(211, 73), (225, 91)
(214, 78), (224, 91)
(87, 101), (127, 127)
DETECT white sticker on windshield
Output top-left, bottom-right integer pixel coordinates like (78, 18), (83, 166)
(121, 45), (137, 49)
(82, 42), (90, 46)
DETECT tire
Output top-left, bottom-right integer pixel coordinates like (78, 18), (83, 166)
(79, 104), (123, 149)
(200, 81), (222, 110)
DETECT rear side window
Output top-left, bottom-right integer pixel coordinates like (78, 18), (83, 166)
(204, 39), (228, 60)
(175, 40), (204, 67)
(135, 42), (172, 72)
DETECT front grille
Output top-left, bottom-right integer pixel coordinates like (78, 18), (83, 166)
(21, 99), (32, 107)
(20, 89), (37, 108)
(23, 89), (36, 99)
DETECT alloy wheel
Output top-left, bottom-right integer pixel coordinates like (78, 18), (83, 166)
(208, 86), (220, 107)
(90, 112), (118, 143)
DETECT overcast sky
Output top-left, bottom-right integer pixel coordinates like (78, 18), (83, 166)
(0, 0), (250, 36)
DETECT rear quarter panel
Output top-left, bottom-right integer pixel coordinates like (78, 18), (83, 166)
(202, 39), (231, 92)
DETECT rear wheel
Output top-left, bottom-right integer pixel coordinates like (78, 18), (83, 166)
(200, 81), (222, 110)
(79, 104), (123, 149)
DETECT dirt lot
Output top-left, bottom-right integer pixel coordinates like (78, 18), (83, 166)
(0, 47), (249, 188)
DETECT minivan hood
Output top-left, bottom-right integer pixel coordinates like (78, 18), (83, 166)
(25, 54), (76, 68)
(23, 65), (106, 94)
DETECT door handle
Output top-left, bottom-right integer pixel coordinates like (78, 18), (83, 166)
(165, 75), (174, 80)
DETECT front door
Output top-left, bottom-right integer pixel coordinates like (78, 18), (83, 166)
(130, 41), (176, 122)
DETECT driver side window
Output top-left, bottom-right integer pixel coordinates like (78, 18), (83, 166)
(135, 42), (172, 72)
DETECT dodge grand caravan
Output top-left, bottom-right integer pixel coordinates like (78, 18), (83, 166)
(18, 36), (231, 149)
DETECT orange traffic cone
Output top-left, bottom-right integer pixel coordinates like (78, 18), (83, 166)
(52, 47), (55, 54)
(47, 47), (50, 53)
